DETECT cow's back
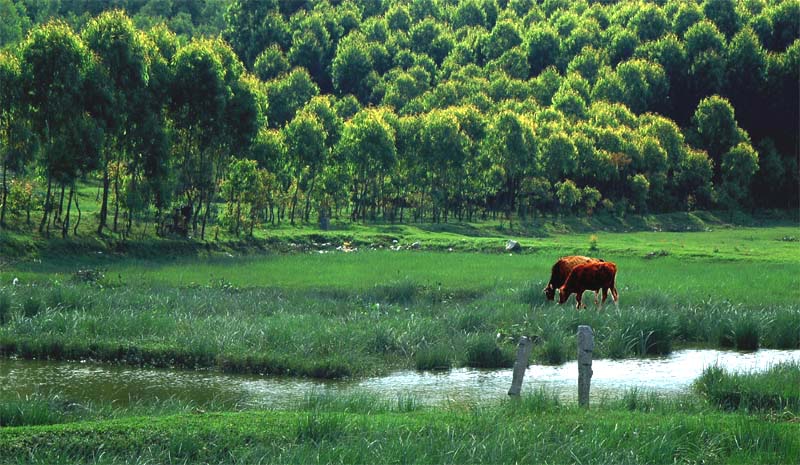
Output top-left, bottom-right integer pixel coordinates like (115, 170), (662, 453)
(550, 255), (594, 287)
(566, 261), (616, 290)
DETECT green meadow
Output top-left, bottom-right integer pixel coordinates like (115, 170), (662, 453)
(1, 221), (798, 377)
(1, 220), (799, 463)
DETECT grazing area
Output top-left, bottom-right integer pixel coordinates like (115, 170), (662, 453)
(1, 0), (798, 461)
(1, 224), (798, 378)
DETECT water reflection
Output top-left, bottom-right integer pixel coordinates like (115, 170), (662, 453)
(1, 349), (798, 408)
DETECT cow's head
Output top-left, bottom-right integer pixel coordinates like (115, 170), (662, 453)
(557, 286), (569, 304)
(543, 284), (556, 301)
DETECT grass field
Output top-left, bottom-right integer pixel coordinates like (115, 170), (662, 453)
(1, 221), (798, 377)
(1, 217), (799, 463)
(0, 381), (798, 464)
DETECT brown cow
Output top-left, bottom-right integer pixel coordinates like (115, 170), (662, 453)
(558, 261), (619, 309)
(543, 256), (602, 301)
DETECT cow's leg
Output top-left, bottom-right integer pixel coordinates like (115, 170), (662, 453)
(598, 288), (608, 311)
(576, 291), (586, 309)
(593, 291), (599, 305)
(611, 285), (619, 306)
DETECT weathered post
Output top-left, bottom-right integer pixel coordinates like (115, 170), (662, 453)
(508, 336), (533, 396)
(577, 325), (594, 407)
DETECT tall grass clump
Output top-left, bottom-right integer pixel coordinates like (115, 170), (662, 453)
(464, 335), (513, 368)
(21, 296), (42, 319)
(369, 279), (418, 304)
(730, 313), (761, 351)
(695, 362), (800, 412)
(0, 292), (11, 325)
(538, 332), (570, 365)
(45, 285), (86, 311)
(763, 309), (800, 349)
(0, 397), (66, 427)
(629, 310), (674, 355)
(414, 343), (453, 371)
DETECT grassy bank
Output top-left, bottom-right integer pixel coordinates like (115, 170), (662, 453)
(0, 393), (797, 464)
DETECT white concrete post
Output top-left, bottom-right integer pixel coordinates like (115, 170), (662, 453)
(508, 336), (533, 396)
(577, 325), (594, 407)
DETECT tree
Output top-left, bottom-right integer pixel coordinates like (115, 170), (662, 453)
(719, 142), (758, 210)
(526, 25), (560, 76)
(0, 0), (30, 47)
(628, 173), (650, 212)
(483, 110), (537, 222)
(703, 0), (740, 38)
(331, 32), (374, 102)
(674, 149), (713, 209)
(542, 131), (578, 183)
(20, 20), (94, 236)
(615, 59), (668, 114)
(452, 0), (486, 30)
(283, 111), (326, 224)
(555, 179), (581, 214)
(82, 10), (150, 235)
(223, 0), (288, 66)
(417, 109), (467, 222)
(253, 45), (289, 81)
(0, 52), (23, 227)
(288, 12), (333, 91)
(220, 158), (258, 235)
(265, 67), (319, 128)
(336, 108), (396, 221)
(629, 3), (668, 42)
(169, 38), (229, 237)
(691, 95), (746, 181)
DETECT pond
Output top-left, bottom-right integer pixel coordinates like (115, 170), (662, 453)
(2, 349), (798, 408)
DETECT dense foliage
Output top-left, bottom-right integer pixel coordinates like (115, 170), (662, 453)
(0, 0), (797, 238)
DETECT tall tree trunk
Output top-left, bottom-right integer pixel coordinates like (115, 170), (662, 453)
(62, 184), (74, 238)
(55, 184), (65, 224)
(303, 174), (316, 222)
(112, 165), (121, 233)
(289, 178), (300, 226)
(201, 184), (215, 240)
(73, 188), (81, 236)
(97, 161), (110, 235)
(39, 174), (52, 235)
(0, 159), (8, 227)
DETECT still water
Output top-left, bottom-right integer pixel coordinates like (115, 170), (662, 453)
(2, 349), (798, 408)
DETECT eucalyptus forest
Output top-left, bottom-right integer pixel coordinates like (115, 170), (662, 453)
(0, 0), (796, 239)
